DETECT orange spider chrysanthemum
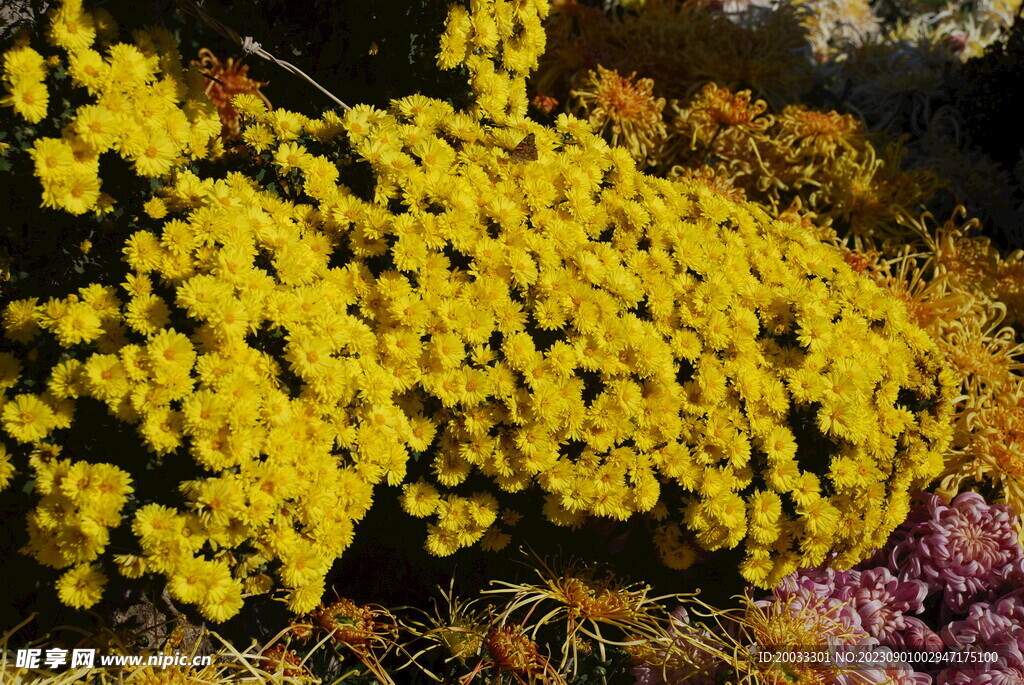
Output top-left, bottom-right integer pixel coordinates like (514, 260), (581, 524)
(572, 66), (667, 165)
(192, 48), (271, 138)
(696, 82), (770, 129)
(775, 105), (866, 158)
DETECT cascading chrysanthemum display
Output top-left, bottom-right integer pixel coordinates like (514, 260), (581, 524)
(2, 0), (1024, 682)
(0, 0), (955, 625)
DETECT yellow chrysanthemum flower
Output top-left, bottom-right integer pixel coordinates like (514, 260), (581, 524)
(48, 7), (97, 52)
(53, 301), (104, 346)
(273, 141), (312, 174)
(3, 45), (47, 84)
(131, 130), (177, 177)
(27, 138), (74, 181)
(56, 563), (106, 609)
(2, 394), (57, 444)
(0, 352), (21, 392)
(2, 79), (49, 123)
(67, 48), (108, 93)
(0, 442), (15, 491)
(267, 108), (306, 141)
(73, 105), (119, 152)
(54, 168), (102, 215)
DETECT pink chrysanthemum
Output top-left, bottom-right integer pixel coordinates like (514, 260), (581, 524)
(890, 616), (944, 651)
(941, 594), (1024, 653)
(938, 667), (1024, 685)
(843, 568), (929, 644)
(938, 594), (1024, 684)
(887, 492), (1024, 613)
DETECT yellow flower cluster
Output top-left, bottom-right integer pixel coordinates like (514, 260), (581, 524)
(437, 0), (550, 123)
(24, 446), (132, 609)
(1, 43), (49, 123)
(322, 94), (949, 584)
(7, 0), (222, 216)
(6, 162), (396, 619)
(0, 0), (956, 621)
(402, 482), (504, 555)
